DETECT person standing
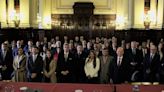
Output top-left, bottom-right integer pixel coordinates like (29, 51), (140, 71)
(109, 47), (131, 84)
(56, 43), (76, 83)
(99, 48), (114, 84)
(74, 44), (87, 83)
(143, 45), (160, 82)
(27, 46), (43, 82)
(0, 43), (13, 80)
(84, 50), (100, 83)
(43, 49), (57, 83)
(13, 47), (27, 82)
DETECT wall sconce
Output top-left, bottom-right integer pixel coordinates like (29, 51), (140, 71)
(144, 12), (151, 30)
(37, 13), (42, 28)
(43, 16), (51, 28)
(11, 10), (20, 28)
(108, 20), (116, 29)
(116, 16), (127, 30)
(13, 13), (20, 28)
(37, 13), (42, 23)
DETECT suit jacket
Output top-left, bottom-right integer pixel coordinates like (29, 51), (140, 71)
(74, 51), (87, 83)
(109, 55), (131, 84)
(159, 57), (164, 83)
(99, 55), (114, 84)
(143, 53), (160, 82)
(56, 51), (76, 83)
(0, 49), (13, 80)
(27, 54), (43, 82)
(126, 49), (143, 78)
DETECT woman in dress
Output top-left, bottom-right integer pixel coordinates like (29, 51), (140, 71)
(13, 47), (27, 82)
(43, 49), (57, 83)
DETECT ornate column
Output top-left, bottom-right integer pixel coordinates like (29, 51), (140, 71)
(19, 0), (29, 27)
(116, 0), (124, 30)
(149, 0), (157, 28)
(41, 0), (52, 29)
(8, 0), (14, 27)
(123, 0), (130, 29)
(0, 0), (7, 28)
(29, 0), (38, 28)
(156, 0), (163, 29)
(128, 0), (134, 29)
(163, 0), (164, 29)
(133, 0), (145, 29)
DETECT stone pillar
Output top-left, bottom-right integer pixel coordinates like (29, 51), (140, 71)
(149, 0), (157, 28)
(0, 0), (7, 28)
(133, 0), (144, 29)
(29, 0), (38, 28)
(41, 0), (51, 29)
(156, 0), (163, 29)
(128, 0), (134, 29)
(20, 0), (30, 27)
(8, 0), (14, 27)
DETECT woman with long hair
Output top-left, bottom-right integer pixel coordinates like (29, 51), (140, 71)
(43, 49), (57, 83)
(13, 47), (27, 82)
(84, 50), (100, 83)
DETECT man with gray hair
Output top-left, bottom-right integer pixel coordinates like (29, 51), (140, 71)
(143, 45), (160, 82)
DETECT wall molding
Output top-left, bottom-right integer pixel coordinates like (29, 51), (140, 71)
(55, 0), (111, 9)
(51, 0), (115, 14)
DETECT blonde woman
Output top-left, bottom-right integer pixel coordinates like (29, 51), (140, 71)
(84, 50), (100, 83)
(43, 49), (57, 83)
(13, 47), (27, 82)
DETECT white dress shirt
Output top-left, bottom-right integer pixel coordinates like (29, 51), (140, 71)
(117, 56), (123, 66)
(32, 54), (38, 62)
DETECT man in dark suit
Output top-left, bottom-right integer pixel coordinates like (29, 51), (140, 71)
(56, 43), (76, 83)
(127, 41), (143, 82)
(143, 45), (160, 82)
(159, 57), (164, 84)
(0, 43), (13, 80)
(27, 46), (43, 82)
(109, 47), (131, 84)
(74, 44), (87, 83)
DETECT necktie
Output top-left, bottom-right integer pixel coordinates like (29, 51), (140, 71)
(64, 53), (68, 61)
(150, 54), (153, 63)
(2, 51), (6, 61)
(118, 58), (121, 66)
(78, 53), (81, 58)
(132, 49), (136, 55)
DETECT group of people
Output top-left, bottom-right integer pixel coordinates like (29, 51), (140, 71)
(0, 36), (164, 84)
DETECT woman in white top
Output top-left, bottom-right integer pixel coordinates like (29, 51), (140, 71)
(13, 47), (27, 82)
(84, 50), (100, 83)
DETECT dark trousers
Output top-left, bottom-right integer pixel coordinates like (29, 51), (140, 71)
(28, 74), (43, 82)
(86, 77), (99, 84)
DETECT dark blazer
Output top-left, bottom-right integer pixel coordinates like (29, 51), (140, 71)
(0, 49), (13, 80)
(159, 57), (164, 83)
(126, 49), (143, 80)
(109, 55), (131, 84)
(99, 55), (114, 84)
(56, 51), (76, 83)
(27, 54), (43, 82)
(143, 53), (160, 82)
(74, 51), (87, 83)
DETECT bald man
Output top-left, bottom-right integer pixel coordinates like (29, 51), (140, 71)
(109, 47), (131, 84)
(143, 45), (160, 82)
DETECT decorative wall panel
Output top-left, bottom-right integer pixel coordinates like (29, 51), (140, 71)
(51, 0), (116, 14)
